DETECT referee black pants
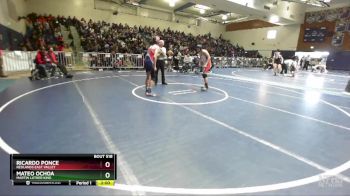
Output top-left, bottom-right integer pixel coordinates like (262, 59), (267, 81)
(155, 60), (166, 84)
(303, 61), (309, 70)
(281, 63), (288, 74)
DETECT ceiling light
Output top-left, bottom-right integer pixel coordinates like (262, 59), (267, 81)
(126, 0), (139, 5)
(222, 15), (228, 20)
(267, 30), (277, 39)
(269, 15), (279, 23)
(194, 4), (211, 10)
(200, 9), (205, 14)
(168, 0), (176, 7)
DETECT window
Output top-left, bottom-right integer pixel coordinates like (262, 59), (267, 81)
(267, 30), (277, 39)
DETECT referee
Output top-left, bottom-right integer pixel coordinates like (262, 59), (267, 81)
(154, 40), (167, 85)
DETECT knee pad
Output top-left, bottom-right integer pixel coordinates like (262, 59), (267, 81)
(202, 73), (207, 78)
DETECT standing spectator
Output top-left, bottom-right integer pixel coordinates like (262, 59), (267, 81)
(56, 42), (65, 65)
(0, 49), (7, 77)
(166, 48), (174, 72)
(173, 49), (181, 71)
(63, 43), (74, 66)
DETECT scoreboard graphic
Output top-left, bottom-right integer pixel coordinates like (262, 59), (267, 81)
(303, 27), (327, 43)
(10, 154), (116, 186)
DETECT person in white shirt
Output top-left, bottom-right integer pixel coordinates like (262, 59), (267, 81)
(183, 53), (192, 72)
(154, 40), (167, 85)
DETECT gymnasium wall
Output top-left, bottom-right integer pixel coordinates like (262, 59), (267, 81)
(0, 24), (24, 50)
(0, 0), (26, 34)
(23, 0), (225, 38)
(296, 8), (350, 52)
(222, 25), (301, 57)
(296, 7), (350, 70)
(0, 0), (26, 49)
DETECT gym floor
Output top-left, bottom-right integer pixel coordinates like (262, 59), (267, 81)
(0, 68), (349, 195)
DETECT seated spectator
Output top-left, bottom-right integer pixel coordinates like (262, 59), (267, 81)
(57, 41), (64, 51)
(63, 43), (73, 52)
(35, 47), (51, 78)
(35, 47), (73, 79)
(47, 47), (73, 78)
(22, 13), (246, 58)
(183, 52), (191, 61)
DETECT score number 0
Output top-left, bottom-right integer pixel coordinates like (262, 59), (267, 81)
(105, 161), (110, 179)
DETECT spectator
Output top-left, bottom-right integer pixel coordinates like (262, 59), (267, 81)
(173, 49), (181, 71)
(57, 42), (64, 51)
(35, 47), (50, 78)
(22, 14), (245, 57)
(63, 43), (73, 52)
(0, 49), (7, 77)
(47, 47), (73, 78)
(183, 53), (192, 72)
